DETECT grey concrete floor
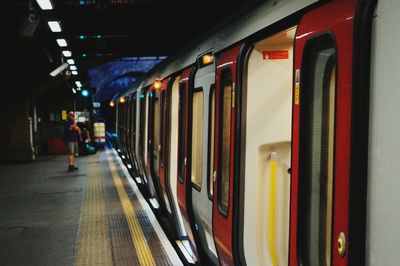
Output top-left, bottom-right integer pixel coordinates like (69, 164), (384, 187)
(0, 155), (88, 265)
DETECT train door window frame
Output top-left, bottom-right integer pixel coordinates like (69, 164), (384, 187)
(178, 83), (187, 183)
(218, 68), (233, 217)
(298, 33), (337, 266)
(207, 84), (216, 200)
(132, 94), (137, 151)
(139, 92), (146, 164)
(190, 87), (204, 191)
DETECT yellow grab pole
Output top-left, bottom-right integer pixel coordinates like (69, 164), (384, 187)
(268, 152), (279, 266)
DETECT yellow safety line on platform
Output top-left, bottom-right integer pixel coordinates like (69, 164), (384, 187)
(75, 155), (113, 266)
(268, 152), (279, 266)
(107, 153), (156, 266)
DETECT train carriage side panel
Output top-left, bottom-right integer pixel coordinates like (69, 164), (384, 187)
(366, 1), (400, 265)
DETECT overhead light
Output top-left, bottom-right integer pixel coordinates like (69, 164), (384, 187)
(36, 0), (53, 10)
(62, 50), (72, 57)
(70, 65), (77, 71)
(72, 88), (76, 94)
(109, 101), (115, 107)
(119, 97), (125, 103)
(49, 62), (68, 77)
(67, 59), (75, 65)
(75, 81), (82, 87)
(76, 87), (81, 91)
(71, 70), (78, 75)
(56, 38), (67, 47)
(48, 21), (61, 32)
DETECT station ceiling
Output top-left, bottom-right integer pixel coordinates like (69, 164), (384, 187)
(1, 0), (260, 97)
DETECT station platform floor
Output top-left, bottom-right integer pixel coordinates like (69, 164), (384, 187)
(0, 147), (183, 265)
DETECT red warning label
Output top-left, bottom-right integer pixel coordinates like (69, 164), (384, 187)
(262, 50), (289, 60)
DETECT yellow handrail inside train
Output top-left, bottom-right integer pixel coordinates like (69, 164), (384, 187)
(268, 152), (279, 266)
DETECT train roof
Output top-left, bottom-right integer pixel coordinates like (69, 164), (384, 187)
(117, 0), (318, 98)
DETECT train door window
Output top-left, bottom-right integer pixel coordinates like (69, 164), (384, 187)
(208, 84), (215, 199)
(139, 93), (146, 161)
(133, 98), (137, 152)
(178, 84), (186, 182)
(218, 69), (233, 215)
(153, 93), (160, 158)
(299, 35), (336, 266)
(152, 92), (160, 177)
(191, 88), (204, 189)
(160, 90), (167, 164)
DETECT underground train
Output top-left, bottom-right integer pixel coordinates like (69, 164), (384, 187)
(110, 0), (400, 265)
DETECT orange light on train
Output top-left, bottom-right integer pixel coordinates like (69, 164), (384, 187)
(154, 80), (162, 90)
(119, 97), (125, 103)
(202, 54), (214, 65)
(109, 101), (115, 107)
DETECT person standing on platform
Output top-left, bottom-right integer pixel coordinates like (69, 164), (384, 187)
(64, 111), (82, 171)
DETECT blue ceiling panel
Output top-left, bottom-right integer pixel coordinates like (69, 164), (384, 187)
(88, 56), (165, 102)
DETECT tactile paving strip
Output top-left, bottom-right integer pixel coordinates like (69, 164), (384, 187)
(100, 155), (141, 265)
(74, 155), (113, 265)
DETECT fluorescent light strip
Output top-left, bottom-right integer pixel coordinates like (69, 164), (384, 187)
(62, 50), (72, 57)
(72, 88), (76, 94)
(67, 59), (75, 65)
(36, 0), (53, 10)
(48, 21), (61, 32)
(56, 39), (67, 47)
(70, 65), (77, 71)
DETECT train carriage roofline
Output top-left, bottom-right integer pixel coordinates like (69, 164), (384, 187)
(117, 0), (319, 99)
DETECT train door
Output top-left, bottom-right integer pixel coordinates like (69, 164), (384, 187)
(126, 96), (132, 165)
(176, 67), (200, 263)
(135, 91), (147, 184)
(290, 1), (360, 265)
(188, 51), (218, 265)
(212, 44), (243, 265)
(145, 88), (160, 208)
(238, 27), (297, 266)
(156, 78), (177, 218)
(131, 93), (140, 176)
(138, 90), (148, 185)
(167, 76), (191, 241)
(149, 79), (172, 213)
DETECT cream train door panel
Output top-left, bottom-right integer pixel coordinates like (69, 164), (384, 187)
(190, 60), (218, 264)
(243, 27), (295, 266)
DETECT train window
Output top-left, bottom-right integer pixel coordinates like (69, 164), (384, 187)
(152, 92), (160, 176)
(299, 35), (336, 266)
(191, 89), (204, 189)
(178, 84), (186, 182)
(132, 95), (136, 150)
(218, 69), (233, 215)
(208, 84), (215, 199)
(139, 93), (146, 164)
(160, 91), (167, 164)
(153, 94), (160, 159)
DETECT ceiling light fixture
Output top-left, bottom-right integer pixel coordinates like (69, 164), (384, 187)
(62, 50), (72, 57)
(36, 0), (53, 10)
(56, 38), (67, 47)
(67, 59), (75, 65)
(72, 88), (76, 94)
(75, 81), (82, 87)
(71, 71), (78, 75)
(70, 65), (77, 71)
(48, 21), (61, 32)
